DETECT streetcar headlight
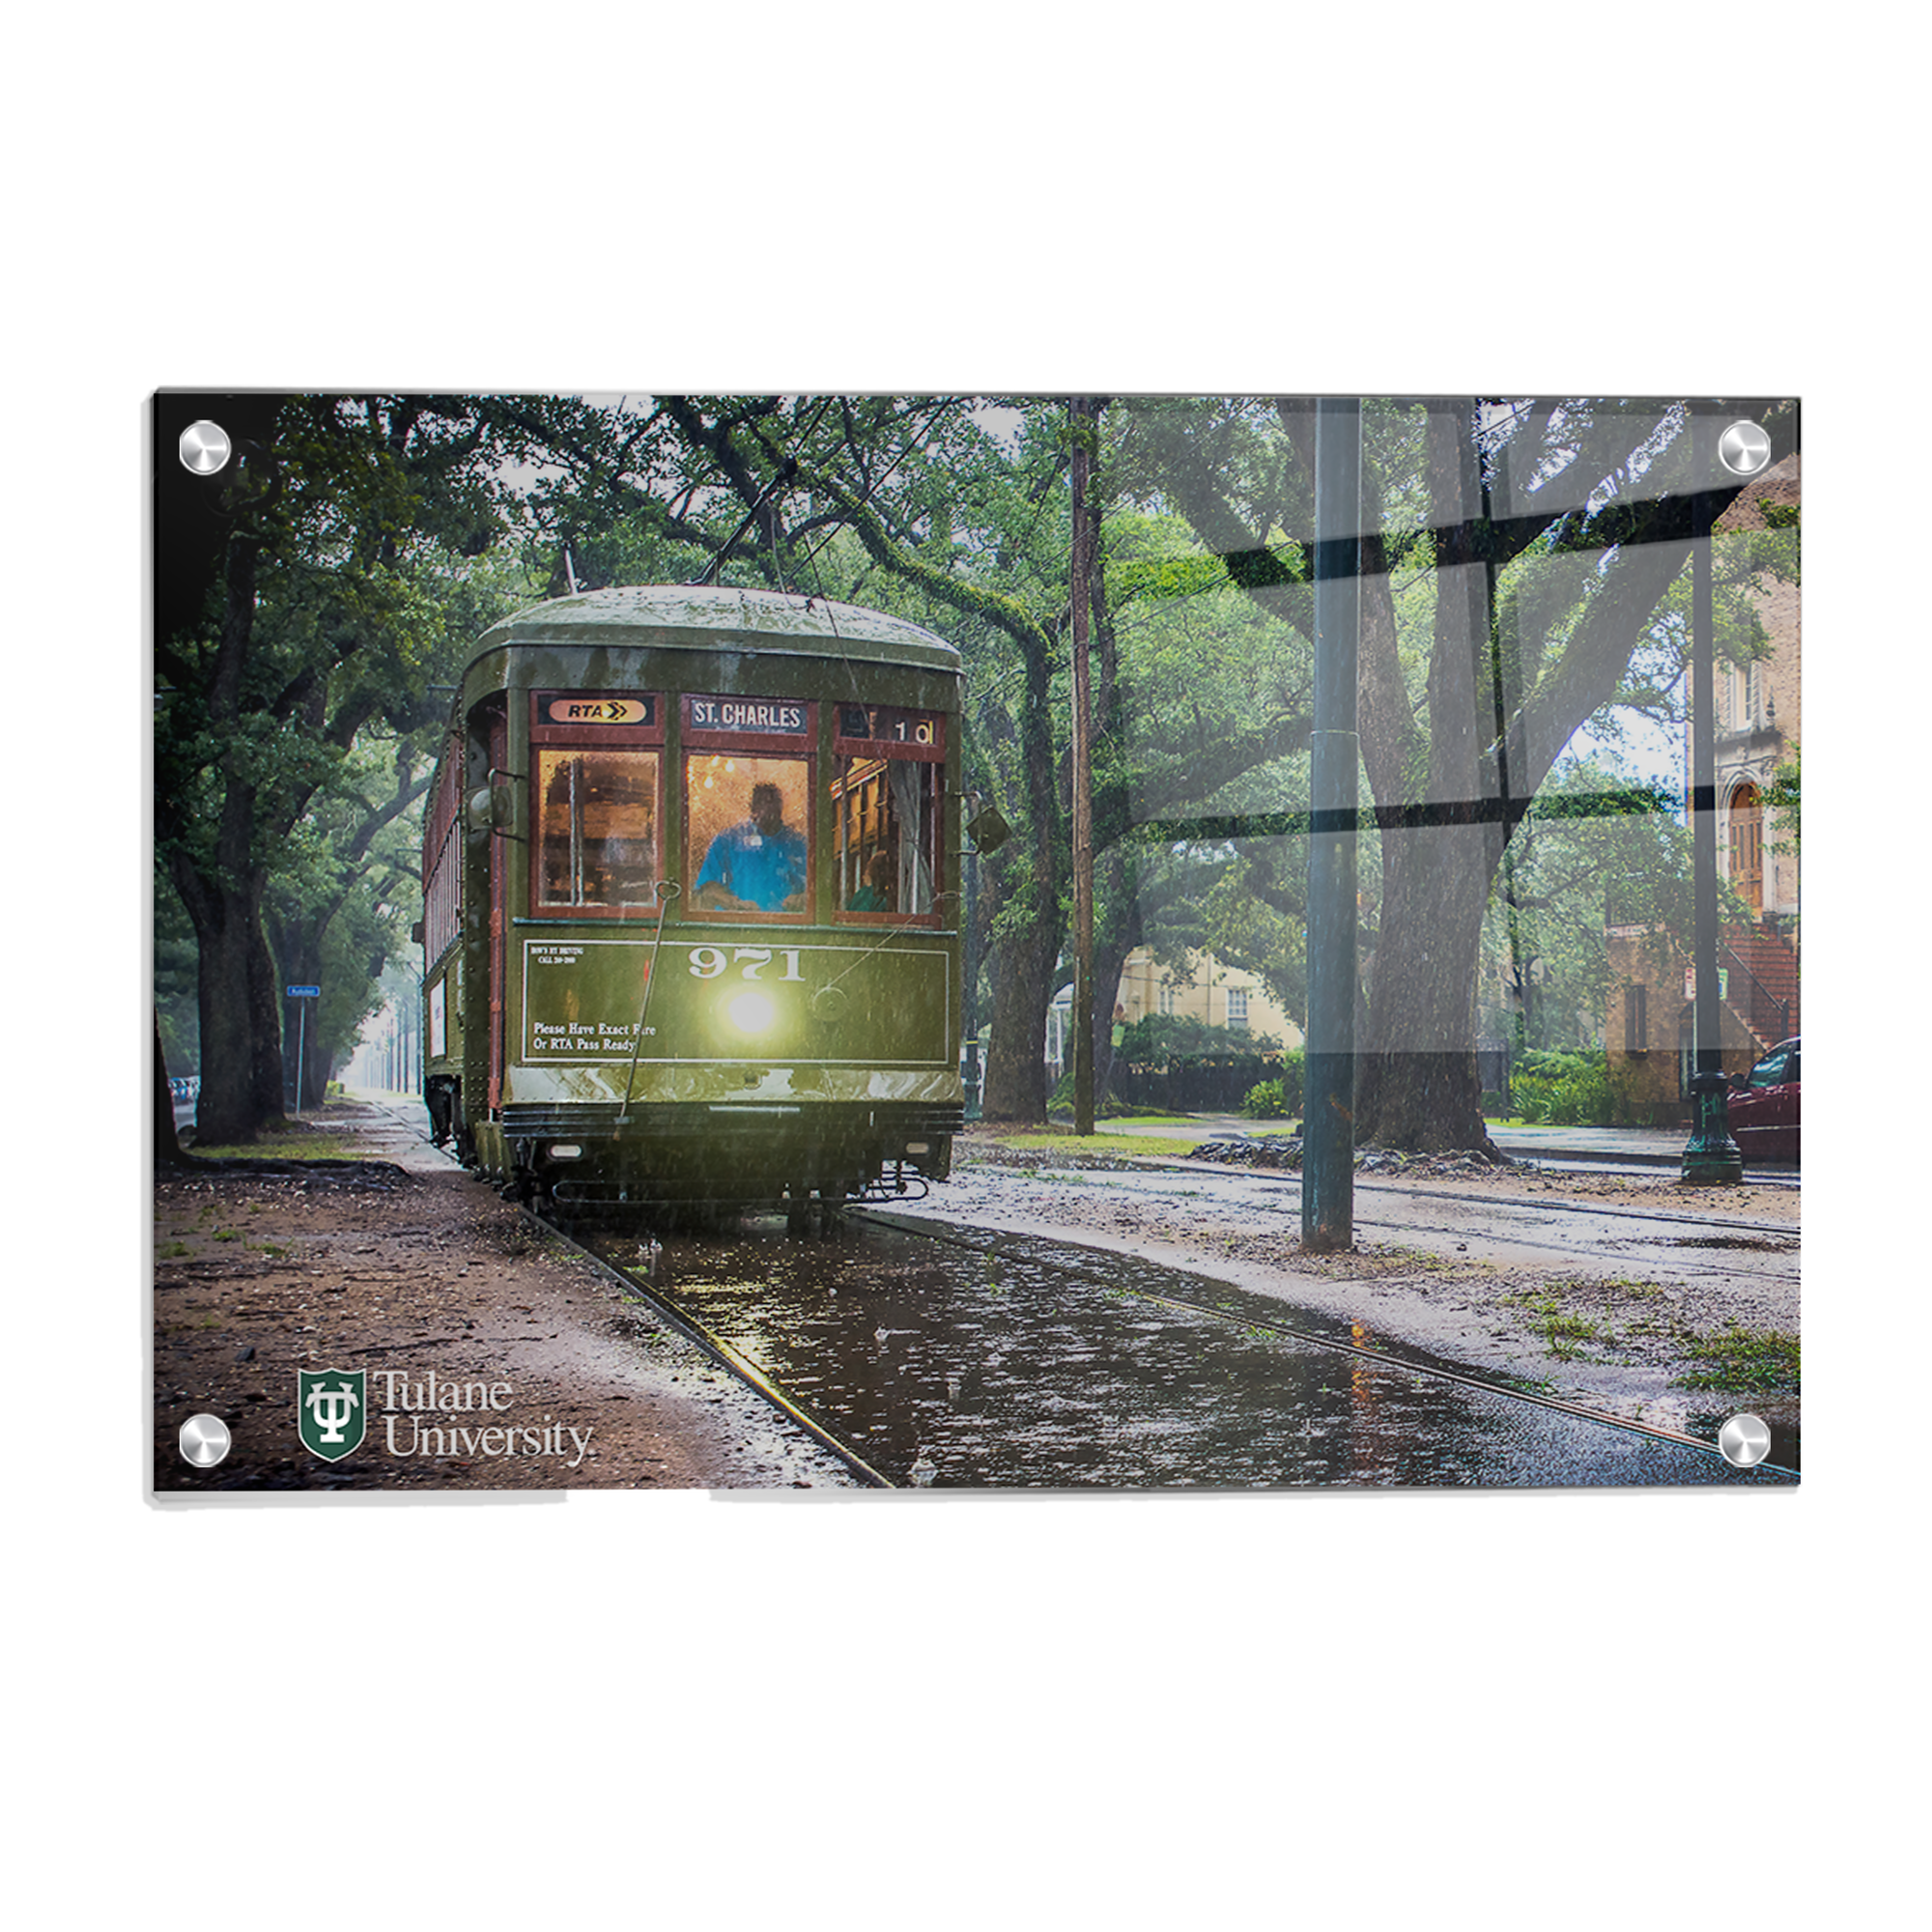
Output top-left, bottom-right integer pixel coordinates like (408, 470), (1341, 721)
(725, 990), (777, 1036)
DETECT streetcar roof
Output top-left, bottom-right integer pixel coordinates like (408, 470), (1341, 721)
(476, 584), (960, 670)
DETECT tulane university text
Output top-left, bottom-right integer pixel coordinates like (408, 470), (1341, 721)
(374, 1371), (592, 1467)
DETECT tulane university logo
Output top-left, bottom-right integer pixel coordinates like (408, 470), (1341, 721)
(298, 1369), (367, 1462)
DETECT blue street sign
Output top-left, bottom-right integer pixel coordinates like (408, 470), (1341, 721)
(287, 984), (321, 997)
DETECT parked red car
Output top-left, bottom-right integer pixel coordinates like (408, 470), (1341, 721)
(1727, 1037), (1800, 1164)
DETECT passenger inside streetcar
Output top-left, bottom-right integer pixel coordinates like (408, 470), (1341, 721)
(846, 850), (895, 912)
(693, 781), (808, 912)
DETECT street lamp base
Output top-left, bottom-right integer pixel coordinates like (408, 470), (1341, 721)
(1681, 1070), (1744, 1186)
(1681, 1145), (1746, 1185)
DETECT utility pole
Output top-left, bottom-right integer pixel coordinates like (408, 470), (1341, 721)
(1069, 396), (1097, 1136)
(1682, 399), (1744, 1183)
(1302, 398), (1362, 1250)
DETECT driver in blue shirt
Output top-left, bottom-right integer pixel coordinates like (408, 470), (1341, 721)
(694, 781), (807, 912)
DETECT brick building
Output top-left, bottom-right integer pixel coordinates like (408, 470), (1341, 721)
(1606, 452), (1800, 1120)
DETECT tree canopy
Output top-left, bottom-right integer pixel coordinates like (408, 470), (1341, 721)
(154, 390), (1799, 1154)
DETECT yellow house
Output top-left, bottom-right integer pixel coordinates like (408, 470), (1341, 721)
(1115, 947), (1302, 1048)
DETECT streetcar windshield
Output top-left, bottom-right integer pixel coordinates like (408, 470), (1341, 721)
(534, 749), (660, 909)
(686, 753), (812, 916)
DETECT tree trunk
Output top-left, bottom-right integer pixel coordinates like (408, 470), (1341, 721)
(246, 913), (288, 1122)
(1090, 846), (1141, 1104)
(1352, 403), (1501, 1154)
(173, 872), (237, 1145)
(980, 912), (1062, 1122)
(979, 559), (1065, 1123)
(1353, 818), (1503, 1154)
(154, 1009), (191, 1168)
(171, 851), (284, 1147)
(267, 912), (332, 1112)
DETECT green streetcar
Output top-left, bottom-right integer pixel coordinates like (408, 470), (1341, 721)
(421, 585), (977, 1228)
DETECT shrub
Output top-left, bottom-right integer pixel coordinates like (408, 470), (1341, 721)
(1242, 1079), (1288, 1120)
(1278, 1047), (1303, 1113)
(1509, 1048), (1627, 1126)
(1114, 1011), (1281, 1062)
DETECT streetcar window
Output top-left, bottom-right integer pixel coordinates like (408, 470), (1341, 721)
(830, 705), (943, 922)
(832, 753), (940, 918)
(685, 754), (811, 917)
(534, 749), (660, 910)
(422, 739), (463, 961)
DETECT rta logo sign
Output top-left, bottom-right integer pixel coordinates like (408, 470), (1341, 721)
(298, 1370), (367, 1462)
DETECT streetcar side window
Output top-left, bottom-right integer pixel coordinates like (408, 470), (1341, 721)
(832, 756), (941, 916)
(831, 704), (944, 921)
(422, 737), (463, 961)
(534, 749), (661, 910)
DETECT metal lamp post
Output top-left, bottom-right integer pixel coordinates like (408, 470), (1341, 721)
(1681, 402), (1744, 1185)
(1302, 398), (1362, 1250)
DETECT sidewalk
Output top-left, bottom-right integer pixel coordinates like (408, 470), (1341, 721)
(1099, 1113), (1758, 1171)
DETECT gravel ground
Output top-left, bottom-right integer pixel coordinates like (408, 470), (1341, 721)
(152, 1105), (858, 1493)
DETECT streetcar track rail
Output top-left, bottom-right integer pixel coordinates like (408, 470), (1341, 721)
(1133, 1153), (1801, 1228)
(1006, 1157), (1802, 1285)
(538, 1208), (895, 1488)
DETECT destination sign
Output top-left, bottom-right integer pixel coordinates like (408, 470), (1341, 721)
(686, 696), (808, 736)
(838, 704), (939, 747)
(287, 984), (320, 998)
(545, 696), (654, 726)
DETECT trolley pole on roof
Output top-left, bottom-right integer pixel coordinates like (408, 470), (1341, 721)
(1069, 396), (1097, 1137)
(1302, 399), (1362, 1251)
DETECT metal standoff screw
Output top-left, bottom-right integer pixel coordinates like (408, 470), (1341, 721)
(179, 419), (232, 475)
(1718, 1412), (1772, 1468)
(179, 1412), (233, 1467)
(1718, 419), (1772, 477)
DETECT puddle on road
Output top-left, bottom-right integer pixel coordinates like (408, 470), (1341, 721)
(649, 1219), (1795, 1492)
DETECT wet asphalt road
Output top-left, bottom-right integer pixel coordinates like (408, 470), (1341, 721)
(636, 1214), (1795, 1491)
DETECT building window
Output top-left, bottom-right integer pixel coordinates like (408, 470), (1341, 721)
(1158, 984), (1177, 1017)
(1728, 781), (1764, 913)
(1227, 987), (1249, 1030)
(1624, 982), (1648, 1054)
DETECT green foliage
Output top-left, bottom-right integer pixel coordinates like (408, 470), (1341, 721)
(1045, 1070), (1152, 1119)
(1483, 755), (1730, 1056)
(1240, 1049), (1303, 1117)
(1115, 1011), (1279, 1062)
(1768, 743), (1800, 854)
(1507, 1048), (1630, 1126)
(155, 394), (538, 1134)
(1242, 1079), (1286, 1120)
(1678, 1326), (1801, 1393)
